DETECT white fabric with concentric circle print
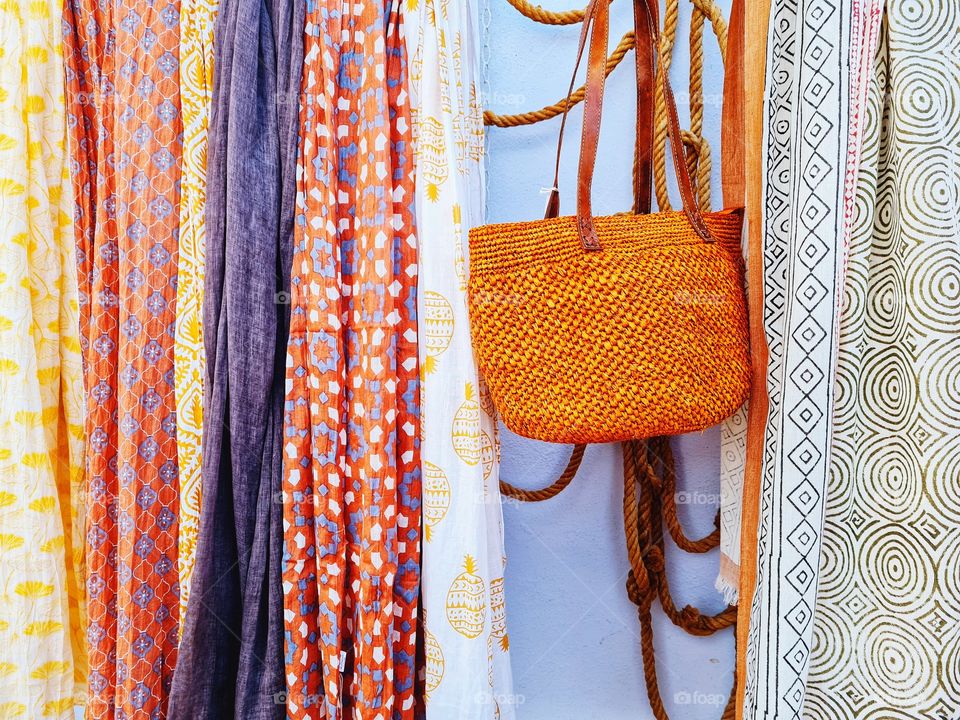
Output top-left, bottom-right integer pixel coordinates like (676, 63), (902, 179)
(806, 2), (960, 717)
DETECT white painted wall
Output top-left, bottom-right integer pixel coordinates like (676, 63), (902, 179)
(482, 0), (737, 716)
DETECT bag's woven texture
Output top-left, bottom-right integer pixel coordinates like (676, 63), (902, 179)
(468, 208), (750, 443)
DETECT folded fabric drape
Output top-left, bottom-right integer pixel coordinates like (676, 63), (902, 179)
(0, 1), (87, 716)
(63, 0), (184, 714)
(737, 0), (883, 715)
(174, 0), (219, 625)
(807, 4), (960, 715)
(167, 0), (304, 715)
(402, 0), (514, 717)
(281, 0), (421, 717)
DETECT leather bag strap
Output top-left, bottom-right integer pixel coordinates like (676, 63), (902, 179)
(547, 0), (609, 221)
(574, 0), (611, 249)
(546, 0), (654, 219)
(632, 0), (655, 214)
(549, 0), (715, 249)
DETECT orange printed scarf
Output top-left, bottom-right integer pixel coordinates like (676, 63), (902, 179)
(281, 1), (421, 717)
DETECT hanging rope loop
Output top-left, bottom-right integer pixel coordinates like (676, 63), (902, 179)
(500, 444), (585, 501)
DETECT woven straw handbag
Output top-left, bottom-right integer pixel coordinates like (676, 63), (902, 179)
(468, 0), (750, 444)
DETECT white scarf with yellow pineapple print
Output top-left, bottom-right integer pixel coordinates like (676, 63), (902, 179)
(403, 0), (516, 717)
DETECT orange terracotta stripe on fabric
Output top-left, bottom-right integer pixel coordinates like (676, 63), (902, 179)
(735, 0), (772, 713)
(281, 1), (420, 717)
(720, 0), (744, 209)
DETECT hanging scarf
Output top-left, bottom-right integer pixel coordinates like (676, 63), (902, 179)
(402, 0), (514, 717)
(174, 0), (219, 624)
(281, 0), (421, 717)
(63, 0), (183, 714)
(0, 1), (87, 716)
(167, 0), (304, 715)
(736, 0), (882, 715)
(806, 5), (960, 715)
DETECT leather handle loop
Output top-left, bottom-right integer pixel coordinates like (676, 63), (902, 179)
(632, 0), (655, 214)
(550, 0), (716, 246)
(646, 0), (714, 241)
(547, 0), (653, 222)
(574, 0), (610, 249)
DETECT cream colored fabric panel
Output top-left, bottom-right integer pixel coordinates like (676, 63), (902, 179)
(175, 0), (218, 624)
(807, 5), (960, 716)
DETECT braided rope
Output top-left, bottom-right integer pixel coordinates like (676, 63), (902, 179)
(688, 8), (708, 208)
(501, 0), (595, 24)
(650, 0), (676, 208)
(622, 439), (736, 720)
(652, 0), (727, 209)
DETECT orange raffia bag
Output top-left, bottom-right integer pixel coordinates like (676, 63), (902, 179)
(468, 0), (750, 444)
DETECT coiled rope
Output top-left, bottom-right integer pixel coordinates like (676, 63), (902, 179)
(491, 1), (736, 717)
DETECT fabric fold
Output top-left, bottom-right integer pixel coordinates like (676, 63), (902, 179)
(167, 0), (304, 716)
(281, 0), (421, 717)
(733, 0), (772, 710)
(175, 0), (219, 625)
(737, 0), (882, 715)
(63, 0), (184, 714)
(0, 1), (88, 716)
(739, 0), (849, 716)
(807, 5), (960, 715)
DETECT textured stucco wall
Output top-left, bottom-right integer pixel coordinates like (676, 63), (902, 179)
(482, 0), (737, 716)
